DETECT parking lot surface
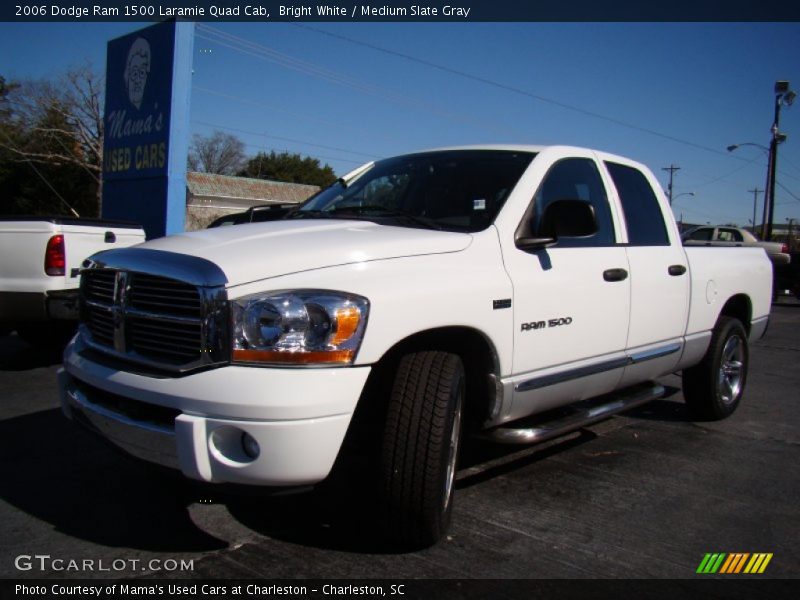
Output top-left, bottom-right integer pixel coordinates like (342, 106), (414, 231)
(1, 300), (798, 580)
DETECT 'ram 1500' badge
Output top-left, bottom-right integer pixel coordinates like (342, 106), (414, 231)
(521, 317), (573, 332)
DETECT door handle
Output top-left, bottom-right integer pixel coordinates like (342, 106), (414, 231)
(669, 265), (687, 276)
(603, 268), (628, 282)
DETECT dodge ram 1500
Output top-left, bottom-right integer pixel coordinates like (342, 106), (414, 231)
(58, 146), (771, 547)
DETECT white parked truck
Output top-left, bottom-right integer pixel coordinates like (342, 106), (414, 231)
(0, 217), (145, 342)
(58, 146), (772, 547)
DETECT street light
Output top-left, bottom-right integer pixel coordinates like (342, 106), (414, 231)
(727, 138), (787, 154)
(727, 142), (768, 153)
(728, 137), (787, 238)
(671, 192), (695, 203)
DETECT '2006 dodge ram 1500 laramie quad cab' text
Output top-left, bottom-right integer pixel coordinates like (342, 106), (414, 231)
(58, 146), (771, 547)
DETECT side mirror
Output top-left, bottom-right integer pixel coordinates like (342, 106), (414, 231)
(516, 199), (598, 251)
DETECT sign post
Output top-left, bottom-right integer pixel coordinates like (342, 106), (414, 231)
(101, 20), (194, 239)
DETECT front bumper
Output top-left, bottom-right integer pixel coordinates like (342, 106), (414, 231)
(59, 336), (371, 486)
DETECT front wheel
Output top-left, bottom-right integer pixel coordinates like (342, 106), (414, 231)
(682, 316), (749, 421)
(379, 351), (465, 548)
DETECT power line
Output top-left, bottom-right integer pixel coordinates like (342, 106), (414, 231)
(195, 25), (519, 137)
(293, 24), (737, 158)
(192, 85), (396, 140)
(0, 129), (80, 217)
(193, 85), (400, 143)
(691, 153), (764, 190)
(192, 119), (382, 160)
(233, 139), (365, 166)
(776, 180), (800, 203)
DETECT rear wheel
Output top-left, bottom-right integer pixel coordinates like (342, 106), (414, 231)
(682, 316), (748, 421)
(380, 351), (465, 548)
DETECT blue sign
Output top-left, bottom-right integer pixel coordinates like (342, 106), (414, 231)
(101, 21), (194, 239)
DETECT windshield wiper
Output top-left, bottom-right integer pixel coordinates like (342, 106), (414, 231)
(329, 205), (443, 230)
(285, 209), (334, 220)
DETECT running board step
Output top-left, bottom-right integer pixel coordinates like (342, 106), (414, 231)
(480, 382), (665, 445)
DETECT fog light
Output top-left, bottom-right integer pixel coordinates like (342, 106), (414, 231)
(241, 432), (260, 459)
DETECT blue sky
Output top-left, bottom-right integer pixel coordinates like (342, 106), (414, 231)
(1, 21), (799, 227)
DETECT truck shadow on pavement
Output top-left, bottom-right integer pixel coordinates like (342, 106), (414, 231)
(621, 386), (693, 422)
(0, 333), (66, 371)
(0, 384), (694, 557)
(211, 387), (696, 554)
(0, 407), (228, 554)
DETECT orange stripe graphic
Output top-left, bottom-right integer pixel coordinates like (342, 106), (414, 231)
(720, 554), (736, 574)
(733, 553), (750, 573)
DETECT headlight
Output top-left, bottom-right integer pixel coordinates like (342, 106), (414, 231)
(231, 290), (369, 366)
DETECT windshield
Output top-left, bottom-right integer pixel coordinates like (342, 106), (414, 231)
(293, 150), (535, 232)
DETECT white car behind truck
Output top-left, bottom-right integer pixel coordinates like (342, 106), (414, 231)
(682, 224), (791, 266)
(0, 216), (145, 342)
(58, 145), (772, 547)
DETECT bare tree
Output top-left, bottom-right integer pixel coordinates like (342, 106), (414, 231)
(0, 64), (104, 212)
(188, 131), (246, 175)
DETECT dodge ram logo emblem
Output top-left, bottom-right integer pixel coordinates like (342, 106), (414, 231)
(111, 271), (131, 352)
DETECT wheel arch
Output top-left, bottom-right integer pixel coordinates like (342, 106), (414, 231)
(360, 326), (501, 432)
(718, 294), (753, 335)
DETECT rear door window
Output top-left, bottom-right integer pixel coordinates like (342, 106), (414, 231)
(605, 162), (670, 246)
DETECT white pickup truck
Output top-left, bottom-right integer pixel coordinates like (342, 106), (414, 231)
(0, 217), (144, 343)
(58, 146), (772, 547)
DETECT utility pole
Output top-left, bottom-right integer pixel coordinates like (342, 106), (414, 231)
(764, 80), (796, 241)
(662, 165), (680, 205)
(748, 188), (762, 234)
(789, 218), (796, 251)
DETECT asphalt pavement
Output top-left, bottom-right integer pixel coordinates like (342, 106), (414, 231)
(0, 299), (798, 581)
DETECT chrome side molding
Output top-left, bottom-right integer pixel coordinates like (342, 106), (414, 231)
(515, 342), (681, 392)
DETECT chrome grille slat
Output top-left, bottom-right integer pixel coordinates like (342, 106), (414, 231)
(80, 268), (219, 369)
(85, 271), (115, 303)
(128, 273), (201, 319)
(125, 308), (201, 325)
(130, 340), (200, 358)
(129, 298), (200, 310)
(129, 325), (201, 345)
(129, 320), (201, 336)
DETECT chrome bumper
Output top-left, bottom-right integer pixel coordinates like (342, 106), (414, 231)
(58, 368), (179, 470)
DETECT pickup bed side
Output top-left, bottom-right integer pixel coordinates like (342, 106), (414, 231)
(0, 217), (145, 334)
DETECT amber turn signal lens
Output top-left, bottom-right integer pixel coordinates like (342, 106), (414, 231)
(329, 306), (361, 346)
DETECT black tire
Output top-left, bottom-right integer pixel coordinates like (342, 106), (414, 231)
(682, 316), (748, 421)
(380, 351), (465, 548)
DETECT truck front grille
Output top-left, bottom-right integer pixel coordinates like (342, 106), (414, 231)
(128, 273), (202, 317)
(80, 268), (227, 372)
(84, 268), (116, 304)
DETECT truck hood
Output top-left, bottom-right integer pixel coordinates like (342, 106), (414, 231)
(137, 219), (473, 287)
